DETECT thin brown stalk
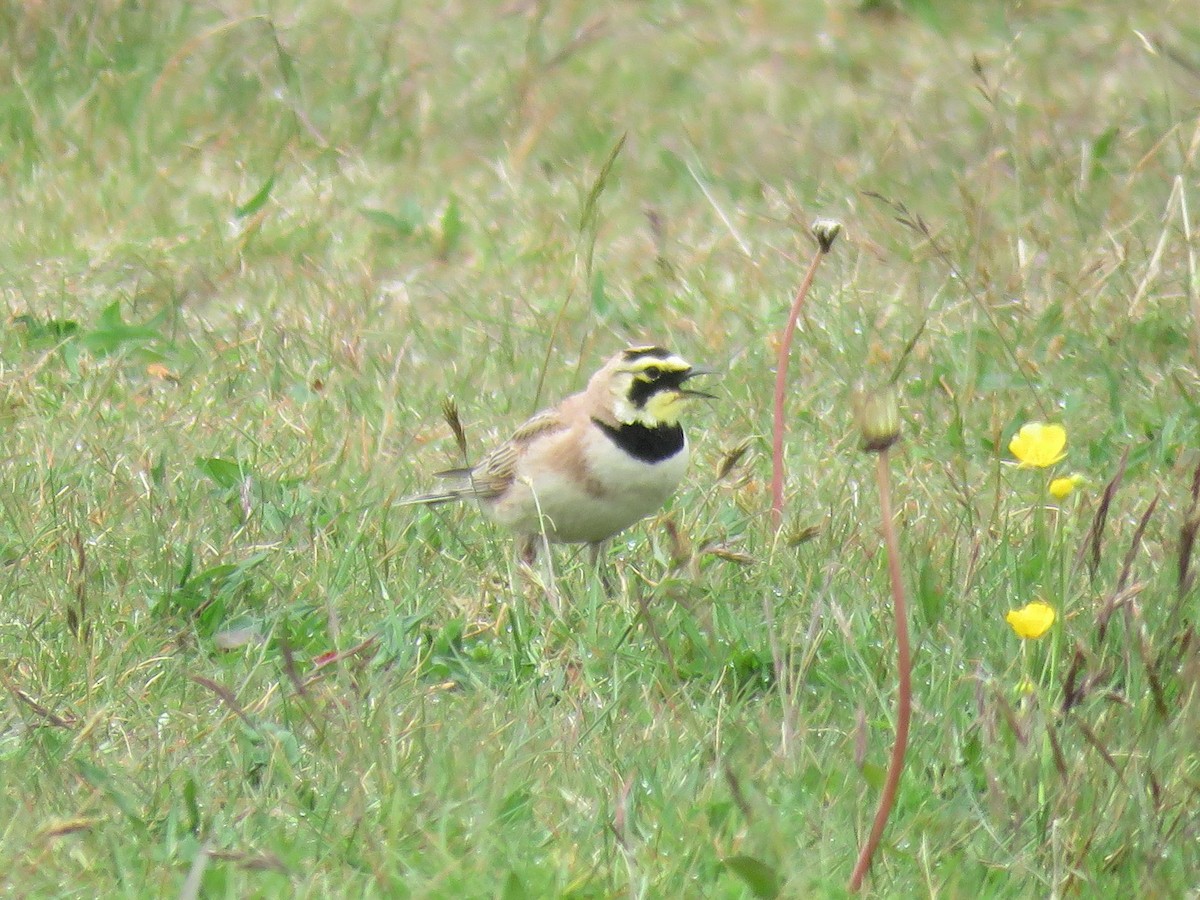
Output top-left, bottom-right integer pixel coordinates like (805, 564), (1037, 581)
(0, 669), (76, 728)
(1116, 494), (1159, 593)
(190, 674), (258, 731)
(848, 449), (912, 892)
(1073, 448), (1129, 582)
(1178, 457), (1200, 595)
(771, 222), (840, 530)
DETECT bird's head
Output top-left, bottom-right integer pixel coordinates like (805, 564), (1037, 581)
(593, 345), (715, 427)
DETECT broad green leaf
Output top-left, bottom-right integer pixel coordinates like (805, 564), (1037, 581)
(722, 855), (781, 899)
(79, 302), (161, 355)
(196, 457), (247, 490)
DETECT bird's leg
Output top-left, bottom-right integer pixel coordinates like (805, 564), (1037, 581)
(514, 534), (538, 593)
(589, 541), (615, 596)
(517, 533), (561, 614)
(520, 535), (538, 567)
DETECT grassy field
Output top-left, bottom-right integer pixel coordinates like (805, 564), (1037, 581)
(3, 1), (1199, 896)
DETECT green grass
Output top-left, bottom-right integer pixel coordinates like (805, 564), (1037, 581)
(3, 1), (1200, 896)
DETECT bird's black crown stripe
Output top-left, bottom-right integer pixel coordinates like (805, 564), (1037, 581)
(593, 418), (684, 463)
(622, 346), (673, 360)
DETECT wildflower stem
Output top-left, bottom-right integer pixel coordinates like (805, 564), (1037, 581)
(771, 227), (837, 531)
(848, 449), (912, 892)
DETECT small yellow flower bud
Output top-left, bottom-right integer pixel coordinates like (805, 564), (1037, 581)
(1013, 676), (1036, 696)
(1048, 473), (1084, 499)
(855, 384), (902, 453)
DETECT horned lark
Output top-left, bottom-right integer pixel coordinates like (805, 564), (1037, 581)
(403, 345), (713, 562)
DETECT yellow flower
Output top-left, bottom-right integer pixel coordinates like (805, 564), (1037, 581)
(1008, 423), (1067, 468)
(1049, 473), (1084, 499)
(1005, 601), (1056, 639)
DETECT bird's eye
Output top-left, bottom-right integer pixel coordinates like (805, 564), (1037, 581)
(642, 366), (662, 380)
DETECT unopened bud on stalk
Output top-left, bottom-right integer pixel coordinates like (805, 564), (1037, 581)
(812, 219), (843, 254)
(855, 384), (902, 453)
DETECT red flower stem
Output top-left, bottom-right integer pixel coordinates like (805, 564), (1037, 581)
(848, 449), (912, 892)
(770, 246), (826, 531)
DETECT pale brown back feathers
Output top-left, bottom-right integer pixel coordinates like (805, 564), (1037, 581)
(400, 405), (573, 506)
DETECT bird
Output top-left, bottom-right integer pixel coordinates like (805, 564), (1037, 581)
(402, 345), (713, 565)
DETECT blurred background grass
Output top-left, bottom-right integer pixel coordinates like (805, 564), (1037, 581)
(2, 1), (1199, 896)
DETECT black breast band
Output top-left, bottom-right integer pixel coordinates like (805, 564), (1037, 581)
(593, 419), (685, 463)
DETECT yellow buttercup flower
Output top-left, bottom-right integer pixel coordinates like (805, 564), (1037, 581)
(1008, 422), (1067, 468)
(1005, 601), (1056, 639)
(1049, 473), (1084, 499)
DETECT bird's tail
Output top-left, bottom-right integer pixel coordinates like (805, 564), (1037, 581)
(400, 466), (485, 507)
(397, 489), (468, 507)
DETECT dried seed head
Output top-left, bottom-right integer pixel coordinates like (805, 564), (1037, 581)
(441, 396), (468, 460)
(716, 439), (752, 481)
(855, 384), (902, 453)
(812, 219), (843, 254)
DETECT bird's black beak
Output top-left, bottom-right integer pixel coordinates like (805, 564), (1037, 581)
(680, 366), (717, 399)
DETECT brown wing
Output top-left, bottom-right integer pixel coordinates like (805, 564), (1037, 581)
(439, 407), (568, 500)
